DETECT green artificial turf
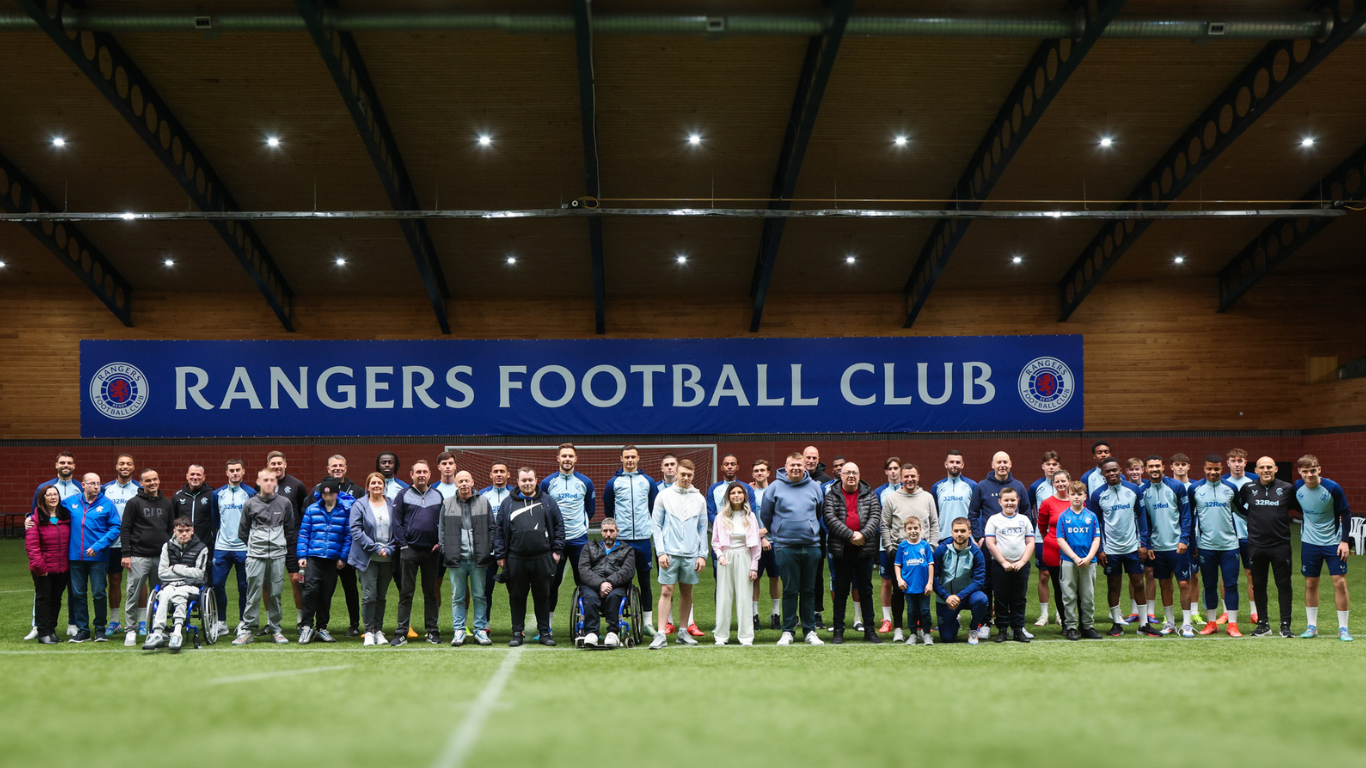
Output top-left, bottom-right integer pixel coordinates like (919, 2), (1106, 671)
(3, 536), (1366, 767)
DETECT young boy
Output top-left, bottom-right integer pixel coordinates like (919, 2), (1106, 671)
(894, 517), (935, 646)
(233, 469), (298, 646)
(1056, 482), (1102, 641)
(984, 487), (1036, 643)
(143, 517), (208, 653)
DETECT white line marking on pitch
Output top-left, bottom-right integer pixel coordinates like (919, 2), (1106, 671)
(206, 664), (351, 685)
(430, 647), (523, 768)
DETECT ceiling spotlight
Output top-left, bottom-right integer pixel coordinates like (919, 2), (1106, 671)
(687, 134), (701, 146)
(51, 137), (66, 148)
(676, 254), (688, 264)
(1011, 255), (1023, 265)
(163, 258), (175, 267)
(893, 135), (908, 147)
(0, 260), (6, 268)
(1099, 137), (1113, 148)
(478, 135), (492, 147)
(1301, 137), (1315, 147)
(266, 136), (280, 148)
(1173, 255), (1186, 264)
(506, 256), (517, 265)
(845, 255), (856, 264)
(120, 212), (135, 221)
(335, 257), (346, 266)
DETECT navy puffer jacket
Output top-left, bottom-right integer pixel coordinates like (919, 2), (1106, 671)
(297, 492), (356, 561)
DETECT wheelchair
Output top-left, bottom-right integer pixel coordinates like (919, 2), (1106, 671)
(569, 583), (643, 649)
(143, 583), (220, 652)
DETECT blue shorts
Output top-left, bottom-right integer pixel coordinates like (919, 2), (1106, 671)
(756, 547), (778, 579)
(1239, 540), (1252, 570)
(878, 550), (894, 580)
(1103, 551), (1144, 576)
(625, 539), (654, 572)
(1150, 550), (1193, 581)
(1302, 543), (1347, 578)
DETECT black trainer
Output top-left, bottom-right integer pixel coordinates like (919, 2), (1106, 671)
(993, 628), (1007, 643)
(426, 631), (441, 645)
(753, 615), (761, 632)
(347, 626), (361, 637)
(770, 614), (780, 630)
(814, 613), (825, 630)
(1012, 629), (1030, 643)
(1105, 623), (1124, 637)
(1080, 627), (1104, 640)
(1280, 622), (1294, 638)
(1138, 623), (1163, 637)
(1250, 623), (1272, 638)
(509, 632), (524, 647)
(389, 633), (407, 647)
(1064, 629), (1079, 641)
(538, 632), (556, 647)
(69, 629), (91, 643)
(864, 630), (882, 644)
(831, 629), (844, 645)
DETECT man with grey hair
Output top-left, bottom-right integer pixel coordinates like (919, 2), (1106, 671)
(440, 470), (495, 647)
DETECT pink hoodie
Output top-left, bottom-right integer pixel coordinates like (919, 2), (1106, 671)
(711, 509), (762, 570)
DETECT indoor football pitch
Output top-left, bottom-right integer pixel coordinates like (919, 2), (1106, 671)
(3, 535), (1365, 768)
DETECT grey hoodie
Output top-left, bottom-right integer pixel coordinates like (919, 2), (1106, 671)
(882, 486), (939, 553)
(238, 492), (300, 572)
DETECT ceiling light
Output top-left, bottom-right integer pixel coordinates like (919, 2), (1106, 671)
(845, 255), (856, 264)
(163, 258), (174, 267)
(1301, 137), (1315, 147)
(676, 254), (688, 264)
(120, 212), (135, 221)
(51, 137), (65, 148)
(478, 135), (492, 147)
(266, 136), (280, 148)
(1173, 255), (1185, 264)
(1011, 255), (1023, 264)
(687, 134), (701, 146)
(893, 135), (908, 147)
(0, 260), (6, 268)
(1099, 137), (1113, 148)
(335, 257), (346, 266)
(506, 256), (517, 265)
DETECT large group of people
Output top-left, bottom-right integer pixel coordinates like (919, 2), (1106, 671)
(21, 440), (1355, 651)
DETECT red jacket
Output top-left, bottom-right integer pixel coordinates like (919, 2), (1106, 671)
(25, 510), (71, 575)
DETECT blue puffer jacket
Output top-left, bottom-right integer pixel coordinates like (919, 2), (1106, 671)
(297, 492), (356, 561)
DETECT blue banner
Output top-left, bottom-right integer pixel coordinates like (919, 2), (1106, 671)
(80, 336), (1083, 438)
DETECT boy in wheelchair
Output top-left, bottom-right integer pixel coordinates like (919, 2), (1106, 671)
(576, 518), (636, 648)
(143, 517), (209, 652)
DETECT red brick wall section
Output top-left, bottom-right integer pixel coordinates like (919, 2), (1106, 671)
(16, 433), (1366, 515)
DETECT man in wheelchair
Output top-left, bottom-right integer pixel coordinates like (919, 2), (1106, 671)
(143, 517), (209, 652)
(577, 518), (635, 649)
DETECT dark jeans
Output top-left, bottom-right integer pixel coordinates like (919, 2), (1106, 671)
(300, 557), (341, 630)
(579, 585), (625, 635)
(398, 548), (441, 634)
(1250, 543), (1293, 625)
(485, 562), (501, 614)
(551, 538), (587, 614)
(905, 592), (932, 634)
(991, 561), (1031, 630)
(775, 545), (821, 635)
(69, 559), (108, 633)
(816, 528), (827, 613)
(828, 550), (874, 632)
(32, 570), (68, 636)
(506, 554), (555, 634)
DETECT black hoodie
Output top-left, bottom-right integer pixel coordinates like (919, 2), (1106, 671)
(173, 483), (215, 551)
(121, 488), (176, 558)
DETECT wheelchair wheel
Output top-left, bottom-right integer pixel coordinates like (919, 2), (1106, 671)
(623, 584), (643, 648)
(200, 587), (220, 645)
(568, 592), (586, 648)
(144, 588), (162, 647)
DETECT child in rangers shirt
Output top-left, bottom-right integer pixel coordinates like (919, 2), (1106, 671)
(894, 517), (936, 646)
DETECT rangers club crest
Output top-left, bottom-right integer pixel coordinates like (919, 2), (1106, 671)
(1017, 357), (1074, 414)
(90, 362), (149, 420)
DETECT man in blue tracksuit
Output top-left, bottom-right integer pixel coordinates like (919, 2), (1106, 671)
(933, 516), (988, 644)
(1190, 455), (1243, 637)
(604, 445), (659, 634)
(1079, 440), (1114, 496)
(209, 459), (256, 633)
(480, 462), (514, 611)
(65, 473), (121, 643)
(1139, 455), (1195, 636)
(760, 454), (826, 646)
(540, 444), (596, 629)
(101, 454), (140, 635)
(931, 451), (977, 546)
(1294, 454), (1354, 641)
(1088, 458), (1156, 637)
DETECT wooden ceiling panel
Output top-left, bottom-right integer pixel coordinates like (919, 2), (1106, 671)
(600, 217), (762, 296)
(768, 217), (934, 293)
(426, 217), (596, 299)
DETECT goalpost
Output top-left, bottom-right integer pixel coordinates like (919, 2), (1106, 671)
(444, 443), (719, 498)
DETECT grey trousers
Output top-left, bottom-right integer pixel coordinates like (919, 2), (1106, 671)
(241, 556), (285, 634)
(360, 560), (395, 633)
(124, 556), (160, 629)
(1059, 560), (1097, 631)
(153, 584), (200, 630)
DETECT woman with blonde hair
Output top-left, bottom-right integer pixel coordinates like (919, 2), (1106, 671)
(349, 472), (396, 647)
(712, 482), (762, 646)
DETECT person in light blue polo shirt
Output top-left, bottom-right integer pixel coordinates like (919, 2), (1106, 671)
(1190, 455), (1243, 637)
(209, 459), (256, 634)
(1087, 458), (1155, 637)
(540, 443), (596, 633)
(479, 461), (513, 612)
(1139, 455), (1195, 636)
(931, 451), (977, 546)
(1294, 454), (1353, 641)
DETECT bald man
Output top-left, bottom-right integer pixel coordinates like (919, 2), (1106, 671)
(1232, 457), (1300, 637)
(967, 452), (1032, 638)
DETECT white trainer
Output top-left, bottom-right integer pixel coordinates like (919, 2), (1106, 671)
(603, 632), (620, 648)
(776, 631), (794, 646)
(581, 632), (598, 648)
(363, 632), (375, 647)
(892, 628), (905, 643)
(125, 630), (138, 647)
(804, 631), (824, 646)
(24, 627), (38, 641)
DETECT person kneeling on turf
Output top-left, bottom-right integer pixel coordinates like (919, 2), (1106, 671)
(576, 518), (635, 648)
(932, 518), (988, 645)
(144, 518), (208, 652)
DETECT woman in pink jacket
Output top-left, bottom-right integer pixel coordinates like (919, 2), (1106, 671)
(26, 486), (71, 645)
(712, 483), (762, 646)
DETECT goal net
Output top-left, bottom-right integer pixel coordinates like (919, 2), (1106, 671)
(444, 443), (719, 497)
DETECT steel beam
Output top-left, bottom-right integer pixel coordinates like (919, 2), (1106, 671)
(572, 0), (606, 335)
(902, 0), (1123, 328)
(0, 153), (133, 325)
(1056, 0), (1366, 322)
(1217, 143), (1366, 311)
(17, 0), (295, 330)
(748, 0), (854, 332)
(294, 0), (450, 334)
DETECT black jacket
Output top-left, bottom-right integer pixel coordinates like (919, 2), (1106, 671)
(492, 489), (564, 559)
(438, 492), (495, 568)
(277, 473), (310, 516)
(1233, 478), (1301, 550)
(311, 477), (362, 502)
(822, 480), (882, 558)
(577, 539), (636, 592)
(173, 484), (215, 550)
(158, 534), (208, 587)
(120, 489), (176, 558)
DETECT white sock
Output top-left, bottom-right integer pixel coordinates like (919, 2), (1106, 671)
(548, 611), (555, 627)
(1163, 605), (1174, 625)
(853, 603), (863, 623)
(1206, 609), (1216, 622)
(138, 608), (147, 624)
(1181, 609), (1191, 626)
(1039, 600), (1049, 619)
(882, 606), (892, 622)
(645, 611), (653, 626)
(1190, 601), (1200, 617)
(1109, 605), (1122, 622)
(686, 607), (694, 626)
(1306, 606), (1318, 626)
(1131, 599), (1141, 616)
(296, 610), (302, 625)
(1228, 610), (1237, 625)
(752, 603), (759, 617)
(1338, 610), (1350, 631)
(771, 599), (780, 614)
